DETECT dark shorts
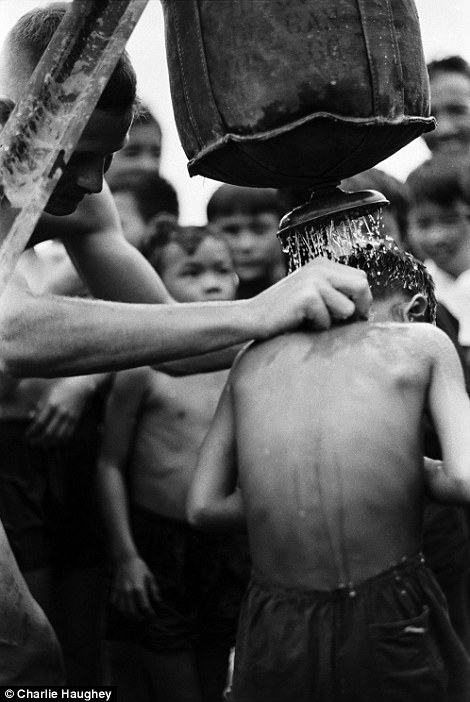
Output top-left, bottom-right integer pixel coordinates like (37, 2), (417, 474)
(0, 411), (105, 572)
(230, 554), (470, 702)
(0, 419), (53, 571)
(47, 400), (106, 569)
(106, 505), (246, 652)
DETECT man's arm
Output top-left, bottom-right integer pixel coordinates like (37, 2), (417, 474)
(0, 256), (371, 378)
(51, 186), (173, 304)
(96, 368), (160, 617)
(187, 373), (246, 533)
(425, 326), (470, 504)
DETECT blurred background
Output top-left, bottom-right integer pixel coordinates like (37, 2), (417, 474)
(1, 0), (469, 223)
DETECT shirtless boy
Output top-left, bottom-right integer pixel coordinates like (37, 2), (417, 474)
(98, 217), (244, 702)
(189, 245), (470, 701)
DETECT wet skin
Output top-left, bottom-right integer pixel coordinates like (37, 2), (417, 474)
(231, 322), (435, 589)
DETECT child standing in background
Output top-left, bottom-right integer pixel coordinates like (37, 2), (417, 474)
(98, 216), (243, 702)
(207, 185), (287, 298)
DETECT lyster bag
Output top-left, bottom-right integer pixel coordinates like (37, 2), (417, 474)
(162, 0), (434, 188)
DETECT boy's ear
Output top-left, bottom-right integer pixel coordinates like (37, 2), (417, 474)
(404, 293), (428, 322)
(232, 272), (240, 289)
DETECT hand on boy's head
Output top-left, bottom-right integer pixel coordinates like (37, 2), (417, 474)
(252, 259), (371, 337)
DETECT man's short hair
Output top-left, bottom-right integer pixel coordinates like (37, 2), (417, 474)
(5, 2), (137, 113)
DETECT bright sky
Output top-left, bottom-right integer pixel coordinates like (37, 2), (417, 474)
(1, 0), (469, 223)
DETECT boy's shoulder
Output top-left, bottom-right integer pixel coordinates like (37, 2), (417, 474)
(375, 322), (461, 370)
(393, 321), (454, 346)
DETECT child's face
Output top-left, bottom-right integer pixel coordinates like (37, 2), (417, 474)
(211, 211), (282, 283)
(409, 199), (470, 273)
(424, 71), (470, 156)
(107, 122), (162, 180)
(113, 191), (147, 250)
(159, 237), (238, 303)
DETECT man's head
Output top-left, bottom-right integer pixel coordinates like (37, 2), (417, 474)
(0, 2), (138, 215)
(423, 56), (470, 157)
(106, 106), (163, 182)
(346, 246), (436, 324)
(109, 171), (179, 250)
(141, 214), (238, 303)
(406, 158), (470, 277)
(207, 184), (286, 291)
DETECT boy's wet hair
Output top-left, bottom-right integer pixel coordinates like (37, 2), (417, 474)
(5, 2), (137, 113)
(406, 158), (470, 208)
(346, 244), (436, 323)
(207, 184), (284, 221)
(141, 214), (232, 275)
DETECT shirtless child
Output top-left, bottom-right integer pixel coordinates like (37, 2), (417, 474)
(188, 245), (470, 702)
(98, 216), (244, 702)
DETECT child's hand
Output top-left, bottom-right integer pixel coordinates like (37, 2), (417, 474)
(111, 555), (160, 620)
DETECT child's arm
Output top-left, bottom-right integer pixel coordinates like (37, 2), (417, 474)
(96, 368), (160, 617)
(187, 377), (246, 533)
(425, 327), (470, 504)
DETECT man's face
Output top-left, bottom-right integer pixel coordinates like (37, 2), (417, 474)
(409, 199), (470, 274)
(46, 108), (132, 216)
(211, 211), (282, 284)
(424, 71), (470, 156)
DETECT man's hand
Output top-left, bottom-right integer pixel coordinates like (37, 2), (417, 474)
(111, 555), (160, 620)
(250, 258), (372, 339)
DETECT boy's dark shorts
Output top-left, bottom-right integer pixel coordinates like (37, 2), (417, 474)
(106, 505), (247, 652)
(230, 554), (470, 702)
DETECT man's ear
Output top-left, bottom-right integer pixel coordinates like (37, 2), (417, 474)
(404, 293), (428, 322)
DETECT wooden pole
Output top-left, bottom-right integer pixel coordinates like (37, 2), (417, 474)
(0, 0), (149, 294)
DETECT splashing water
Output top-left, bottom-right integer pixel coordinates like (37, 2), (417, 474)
(278, 207), (436, 323)
(278, 208), (396, 273)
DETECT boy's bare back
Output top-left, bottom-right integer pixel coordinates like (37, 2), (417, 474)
(231, 321), (438, 589)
